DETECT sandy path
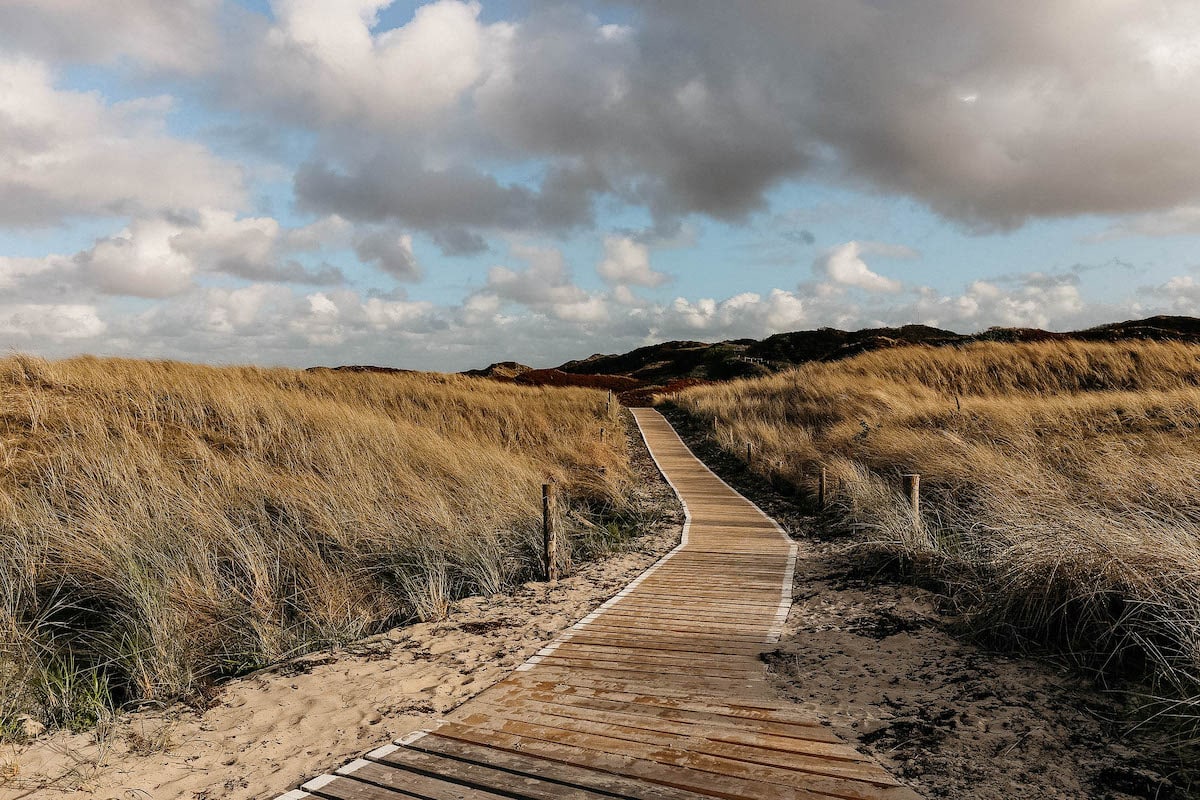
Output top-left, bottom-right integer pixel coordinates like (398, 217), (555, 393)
(0, 428), (683, 800)
(661, 407), (1188, 800)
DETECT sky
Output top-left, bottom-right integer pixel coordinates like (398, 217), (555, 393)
(4, 1), (1200, 371)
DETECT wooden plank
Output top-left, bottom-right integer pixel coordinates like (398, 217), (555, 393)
(468, 695), (863, 760)
(267, 409), (919, 800)
(484, 684), (844, 743)
(367, 746), (620, 800)
(405, 736), (713, 800)
(434, 721), (919, 800)
(492, 676), (837, 730)
(427, 724), (833, 800)
(475, 685), (845, 744)
(531, 653), (763, 679)
(556, 632), (768, 657)
(454, 709), (896, 785)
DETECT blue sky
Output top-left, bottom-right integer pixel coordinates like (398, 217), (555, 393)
(3, 1), (1200, 370)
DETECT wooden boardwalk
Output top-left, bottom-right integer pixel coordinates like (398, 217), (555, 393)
(274, 409), (919, 800)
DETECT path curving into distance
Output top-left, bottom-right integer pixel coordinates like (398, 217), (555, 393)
(273, 408), (920, 800)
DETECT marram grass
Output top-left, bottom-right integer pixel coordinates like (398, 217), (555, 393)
(0, 355), (631, 734)
(669, 339), (1200, 742)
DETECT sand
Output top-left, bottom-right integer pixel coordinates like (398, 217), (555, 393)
(0, 429), (684, 800)
(6, 410), (1189, 800)
(661, 406), (1189, 800)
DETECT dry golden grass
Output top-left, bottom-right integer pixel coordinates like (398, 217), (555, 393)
(669, 340), (1200, 738)
(0, 355), (631, 735)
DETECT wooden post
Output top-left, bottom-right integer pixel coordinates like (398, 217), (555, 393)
(599, 426), (605, 443)
(606, 390), (613, 415)
(902, 473), (920, 521)
(817, 465), (827, 509)
(746, 441), (753, 464)
(542, 482), (558, 582)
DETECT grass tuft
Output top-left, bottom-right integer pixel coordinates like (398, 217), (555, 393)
(669, 339), (1200, 742)
(0, 355), (631, 735)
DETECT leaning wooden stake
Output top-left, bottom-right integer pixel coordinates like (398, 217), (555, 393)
(542, 482), (558, 582)
(902, 473), (920, 521)
(817, 465), (827, 509)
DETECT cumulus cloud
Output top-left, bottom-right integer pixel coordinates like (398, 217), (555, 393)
(3, 212), (360, 301)
(13, 3), (1200, 236)
(353, 230), (420, 280)
(260, 1), (1200, 236)
(294, 154), (601, 236)
(0, 0), (222, 73)
(0, 59), (244, 227)
(479, 244), (607, 322)
(0, 304), (105, 340)
(596, 236), (668, 287)
(242, 0), (501, 130)
(908, 275), (1085, 331)
(80, 217), (198, 298)
(11, 1), (1200, 368)
(813, 241), (908, 293)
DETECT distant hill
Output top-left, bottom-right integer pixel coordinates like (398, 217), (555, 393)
(461, 361), (533, 380)
(467, 315), (1200, 405)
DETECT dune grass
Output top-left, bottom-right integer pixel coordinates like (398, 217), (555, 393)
(0, 355), (633, 736)
(668, 340), (1200, 742)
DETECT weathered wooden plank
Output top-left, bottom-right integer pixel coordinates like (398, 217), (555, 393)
(454, 709), (897, 786)
(366, 745), (621, 800)
(268, 409), (920, 800)
(406, 736), (713, 800)
(434, 720), (919, 800)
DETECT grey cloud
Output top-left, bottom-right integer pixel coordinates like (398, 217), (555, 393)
(294, 154), (600, 234)
(220, 257), (345, 286)
(353, 230), (421, 280)
(474, 5), (806, 225)
(431, 228), (490, 257)
(782, 230), (816, 246)
(13, 1), (1200, 235)
(685, 0), (1200, 229)
(15, 0), (1137, 240)
(0, 0), (221, 73)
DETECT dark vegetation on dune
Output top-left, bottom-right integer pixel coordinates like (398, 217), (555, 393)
(468, 315), (1200, 406)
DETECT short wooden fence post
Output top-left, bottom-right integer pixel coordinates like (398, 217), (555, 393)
(817, 465), (827, 509)
(543, 482), (558, 582)
(746, 441), (753, 464)
(902, 473), (920, 521)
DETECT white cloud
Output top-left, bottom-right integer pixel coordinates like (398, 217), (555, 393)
(481, 244), (602, 321)
(0, 58), (243, 226)
(0, 0), (222, 73)
(1, 211), (367, 301)
(81, 217), (197, 298)
(597, 236), (668, 287)
(909, 275), (1085, 330)
(813, 241), (906, 293)
(79, 211), (350, 297)
(0, 304), (105, 340)
(1097, 206), (1200, 239)
(246, 0), (502, 130)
